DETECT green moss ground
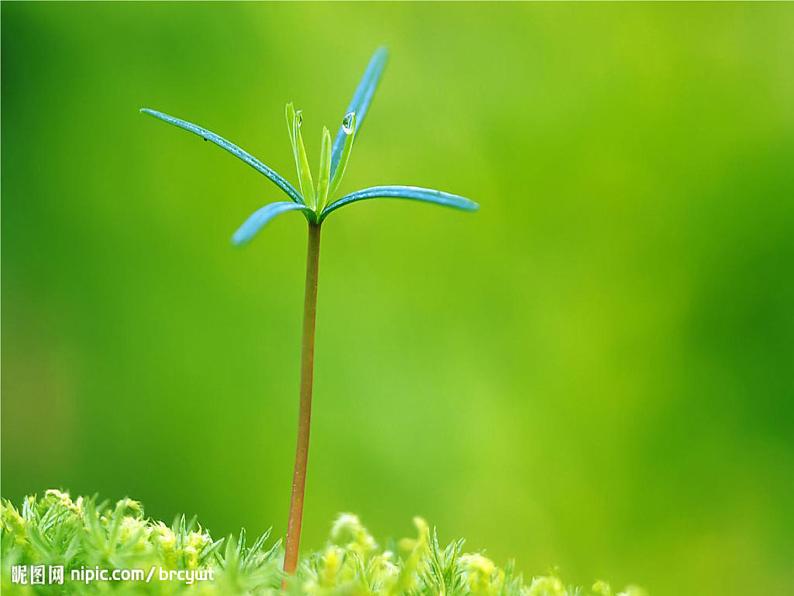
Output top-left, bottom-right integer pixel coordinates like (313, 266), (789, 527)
(1, 491), (644, 595)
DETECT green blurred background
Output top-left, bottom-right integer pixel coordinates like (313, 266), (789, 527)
(3, 3), (793, 594)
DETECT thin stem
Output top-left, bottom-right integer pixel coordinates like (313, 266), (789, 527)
(283, 221), (322, 574)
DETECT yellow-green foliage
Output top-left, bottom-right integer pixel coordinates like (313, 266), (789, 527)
(1, 491), (644, 596)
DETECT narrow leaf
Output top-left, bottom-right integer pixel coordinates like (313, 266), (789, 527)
(321, 185), (479, 220)
(285, 103), (299, 174)
(141, 108), (303, 204)
(330, 47), (388, 176)
(232, 202), (311, 246)
(293, 110), (316, 209)
(328, 112), (356, 199)
(316, 127), (332, 213)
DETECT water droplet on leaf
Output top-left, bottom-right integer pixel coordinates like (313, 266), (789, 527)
(342, 112), (355, 135)
(296, 110), (303, 127)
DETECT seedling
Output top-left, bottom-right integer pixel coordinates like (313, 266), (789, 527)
(141, 47), (478, 574)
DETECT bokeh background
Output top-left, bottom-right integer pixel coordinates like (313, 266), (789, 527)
(3, 3), (793, 594)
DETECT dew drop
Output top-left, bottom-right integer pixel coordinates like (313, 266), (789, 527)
(295, 110), (303, 128)
(342, 111), (355, 135)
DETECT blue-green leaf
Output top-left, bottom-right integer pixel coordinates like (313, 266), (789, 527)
(329, 48), (388, 176)
(232, 202), (311, 246)
(321, 186), (479, 220)
(141, 108), (303, 204)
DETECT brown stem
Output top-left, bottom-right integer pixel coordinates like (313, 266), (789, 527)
(283, 221), (321, 574)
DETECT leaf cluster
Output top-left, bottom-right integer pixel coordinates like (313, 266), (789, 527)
(141, 47), (478, 246)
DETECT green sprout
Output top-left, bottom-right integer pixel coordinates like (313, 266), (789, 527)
(141, 47), (478, 575)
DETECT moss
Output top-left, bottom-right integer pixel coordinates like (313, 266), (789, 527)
(1, 491), (644, 595)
